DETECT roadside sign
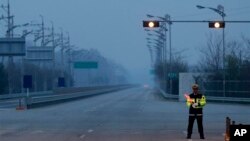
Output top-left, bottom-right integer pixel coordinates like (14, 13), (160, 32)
(26, 46), (54, 61)
(23, 75), (32, 88)
(0, 38), (26, 56)
(74, 61), (98, 69)
(168, 73), (178, 78)
(58, 77), (65, 87)
(150, 69), (155, 74)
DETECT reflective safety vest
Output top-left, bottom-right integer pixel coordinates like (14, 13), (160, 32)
(186, 93), (206, 115)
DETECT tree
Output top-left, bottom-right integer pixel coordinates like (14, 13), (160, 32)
(154, 49), (188, 94)
(197, 34), (250, 97)
(197, 33), (223, 73)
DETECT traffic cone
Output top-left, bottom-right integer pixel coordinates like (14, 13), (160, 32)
(16, 99), (26, 111)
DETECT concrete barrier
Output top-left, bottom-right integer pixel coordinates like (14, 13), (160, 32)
(0, 85), (136, 109)
(26, 85), (135, 109)
(158, 88), (178, 100)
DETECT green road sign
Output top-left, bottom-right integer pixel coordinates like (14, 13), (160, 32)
(150, 69), (155, 74)
(168, 73), (178, 78)
(74, 61), (98, 69)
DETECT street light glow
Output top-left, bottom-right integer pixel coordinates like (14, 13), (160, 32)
(148, 22), (155, 28)
(209, 21), (225, 28)
(143, 21), (159, 28)
(214, 22), (220, 28)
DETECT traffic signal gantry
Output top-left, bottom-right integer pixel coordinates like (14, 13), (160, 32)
(143, 20), (249, 28)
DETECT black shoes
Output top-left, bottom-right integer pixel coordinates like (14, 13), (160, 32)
(186, 136), (205, 139)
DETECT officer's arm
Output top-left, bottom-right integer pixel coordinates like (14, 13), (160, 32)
(186, 97), (193, 107)
(186, 100), (191, 107)
(199, 95), (206, 107)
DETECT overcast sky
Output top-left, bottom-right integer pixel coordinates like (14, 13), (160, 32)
(3, 0), (250, 84)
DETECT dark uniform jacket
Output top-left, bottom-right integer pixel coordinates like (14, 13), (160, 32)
(186, 93), (206, 115)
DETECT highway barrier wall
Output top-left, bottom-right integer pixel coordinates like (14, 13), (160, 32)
(0, 84), (136, 109)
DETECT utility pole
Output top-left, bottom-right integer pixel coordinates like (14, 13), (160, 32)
(7, 0), (11, 38)
(40, 15), (45, 46)
(60, 28), (65, 78)
(6, 0), (13, 94)
(165, 14), (173, 94)
(40, 15), (46, 91)
(221, 6), (226, 99)
(51, 22), (56, 89)
(160, 22), (167, 92)
(196, 4), (226, 98)
(66, 32), (71, 87)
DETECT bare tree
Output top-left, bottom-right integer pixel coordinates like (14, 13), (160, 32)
(198, 33), (250, 81)
(198, 33), (223, 72)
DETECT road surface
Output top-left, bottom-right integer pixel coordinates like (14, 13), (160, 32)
(1, 87), (250, 141)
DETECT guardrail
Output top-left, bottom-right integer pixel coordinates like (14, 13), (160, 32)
(158, 88), (179, 99)
(158, 88), (250, 103)
(0, 85), (136, 109)
(0, 91), (53, 101)
(206, 96), (250, 103)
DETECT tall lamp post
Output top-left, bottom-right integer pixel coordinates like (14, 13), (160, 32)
(146, 37), (162, 66)
(196, 5), (226, 97)
(146, 14), (172, 93)
(146, 14), (167, 91)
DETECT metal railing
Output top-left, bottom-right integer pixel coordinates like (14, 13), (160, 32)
(0, 91), (53, 101)
(198, 80), (250, 98)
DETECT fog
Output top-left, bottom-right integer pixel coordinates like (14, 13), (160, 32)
(6, 0), (250, 84)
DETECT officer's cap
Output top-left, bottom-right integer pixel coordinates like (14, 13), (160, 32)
(192, 84), (199, 89)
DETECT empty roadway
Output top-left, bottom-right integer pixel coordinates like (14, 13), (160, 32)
(1, 87), (250, 141)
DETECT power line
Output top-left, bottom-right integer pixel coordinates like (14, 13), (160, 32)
(173, 6), (250, 19)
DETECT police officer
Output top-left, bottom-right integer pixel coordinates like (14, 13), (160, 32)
(186, 84), (206, 139)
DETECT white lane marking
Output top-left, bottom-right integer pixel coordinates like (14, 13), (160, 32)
(88, 129), (94, 133)
(79, 134), (86, 139)
(31, 130), (44, 134)
(132, 131), (141, 134)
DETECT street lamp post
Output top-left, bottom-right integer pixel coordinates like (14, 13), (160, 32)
(40, 15), (45, 47)
(146, 37), (162, 65)
(164, 14), (173, 94)
(146, 14), (169, 92)
(59, 28), (65, 78)
(151, 14), (173, 94)
(196, 5), (226, 98)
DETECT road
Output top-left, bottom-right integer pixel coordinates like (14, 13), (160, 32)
(1, 87), (250, 141)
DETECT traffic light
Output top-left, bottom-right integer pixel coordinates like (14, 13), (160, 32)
(209, 21), (225, 28)
(143, 21), (160, 28)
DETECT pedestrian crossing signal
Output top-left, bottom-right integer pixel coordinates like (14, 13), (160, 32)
(209, 21), (225, 28)
(143, 21), (160, 28)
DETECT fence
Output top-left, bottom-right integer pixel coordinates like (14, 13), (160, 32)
(198, 80), (250, 98)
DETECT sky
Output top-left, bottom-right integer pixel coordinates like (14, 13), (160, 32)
(2, 0), (250, 84)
